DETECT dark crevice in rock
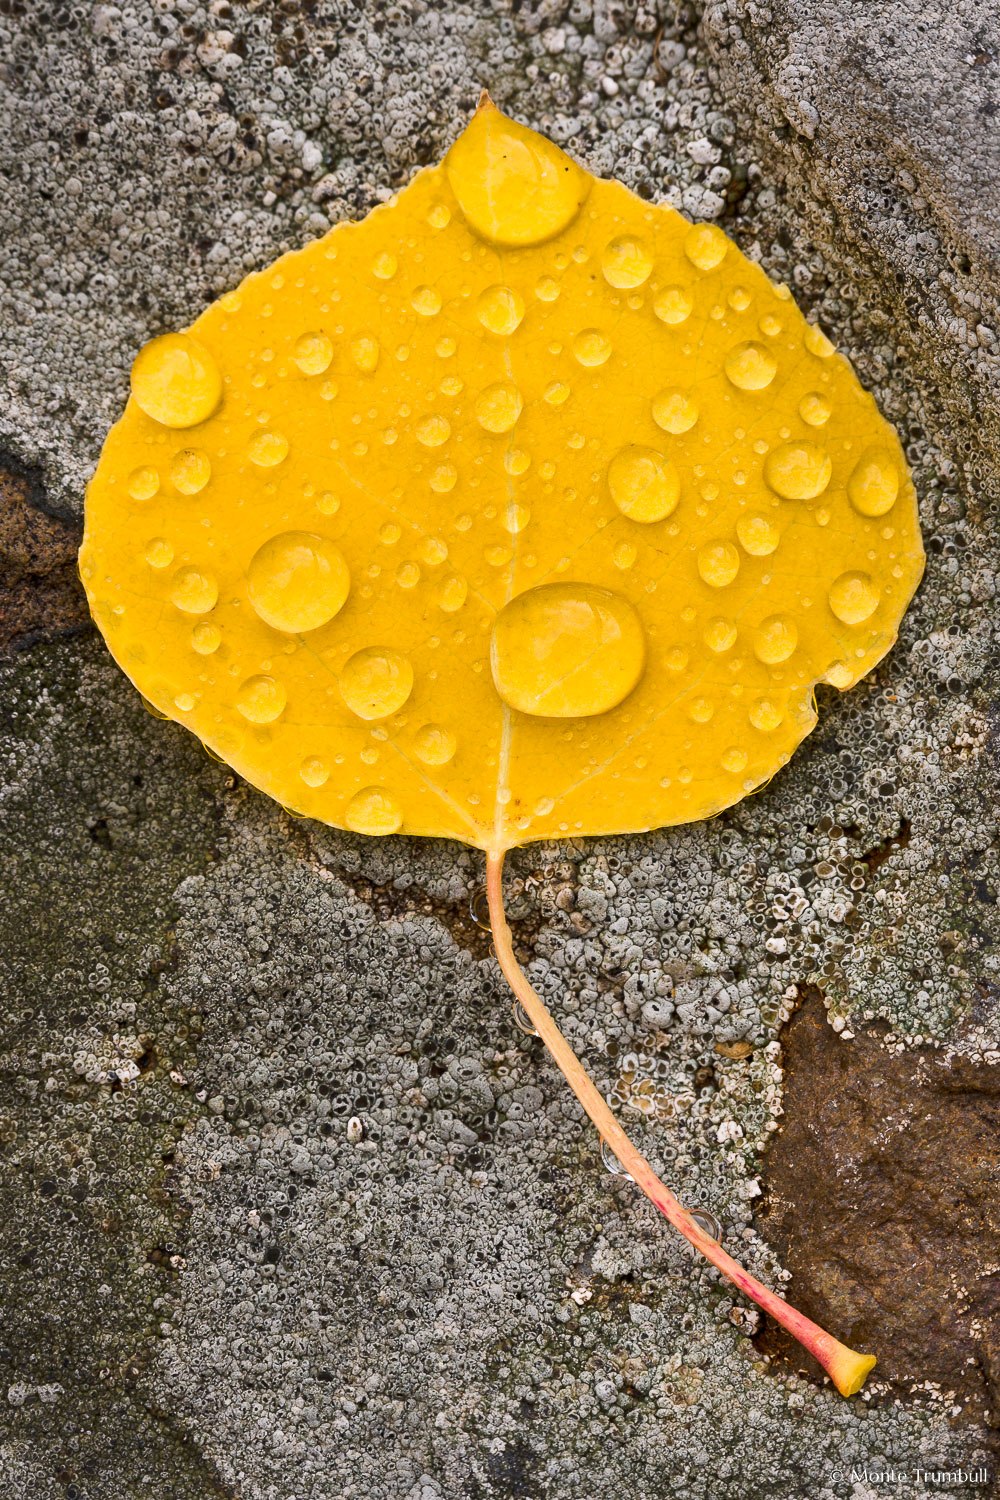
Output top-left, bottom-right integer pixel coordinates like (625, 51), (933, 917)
(754, 991), (1000, 1430)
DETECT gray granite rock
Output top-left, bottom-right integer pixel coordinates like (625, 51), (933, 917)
(1, 2), (998, 1497)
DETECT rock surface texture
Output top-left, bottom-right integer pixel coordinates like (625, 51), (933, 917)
(1, 3), (999, 1498)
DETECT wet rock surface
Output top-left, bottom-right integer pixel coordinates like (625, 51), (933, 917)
(757, 989), (1000, 1427)
(1, 2), (999, 1497)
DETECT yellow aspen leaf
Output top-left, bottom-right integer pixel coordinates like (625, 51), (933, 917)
(80, 96), (923, 856)
(80, 96), (921, 1398)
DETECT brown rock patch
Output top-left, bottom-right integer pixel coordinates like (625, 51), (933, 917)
(0, 455), (87, 651)
(756, 989), (1000, 1424)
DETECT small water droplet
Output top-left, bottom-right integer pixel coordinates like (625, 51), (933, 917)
(130, 333), (222, 428)
(439, 574), (468, 612)
(572, 329), (611, 367)
(544, 380), (570, 406)
(475, 382), (522, 434)
(339, 647), (414, 720)
(684, 223), (728, 271)
(430, 463), (458, 493)
(170, 449), (211, 496)
(613, 540), (637, 570)
(504, 448), (531, 476)
(127, 466), (160, 501)
(191, 621), (221, 654)
(476, 284), (525, 335)
(690, 1209), (722, 1242)
(758, 314), (782, 338)
(470, 884), (490, 928)
(411, 285), (441, 316)
(653, 285), (693, 325)
(247, 531), (350, 632)
(293, 331), (333, 375)
(721, 746), (748, 773)
(763, 441), (831, 500)
(421, 536), (449, 565)
(428, 203), (451, 229)
(415, 413), (450, 448)
(144, 537), (174, 568)
(724, 340), (777, 391)
(351, 335), (380, 373)
(170, 566), (218, 614)
(435, 336), (456, 358)
(601, 235), (653, 289)
(847, 447), (899, 516)
(735, 514), (779, 556)
(829, 570), (880, 624)
(299, 755), (329, 788)
(753, 615), (798, 664)
(825, 660), (853, 688)
(236, 674), (286, 724)
(704, 617), (737, 652)
(652, 390), (698, 435)
(502, 503), (531, 534)
(248, 431), (289, 467)
(727, 286), (751, 312)
(396, 561), (420, 589)
(608, 445), (680, 523)
(511, 1000), (539, 1038)
(345, 786), (402, 836)
(688, 696), (714, 723)
(803, 322), (835, 358)
(317, 491), (340, 515)
(601, 1138), (633, 1179)
(380, 521), (401, 545)
(414, 723), (457, 765)
(749, 696), (783, 732)
(697, 540), (740, 588)
(174, 692), (195, 712)
(535, 276), (560, 302)
(799, 392), (832, 426)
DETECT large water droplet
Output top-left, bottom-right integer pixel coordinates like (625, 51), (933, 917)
(236, 674), (286, 723)
(445, 100), (589, 247)
(763, 441), (831, 500)
(300, 756), (329, 787)
(293, 331), (333, 375)
(653, 285), (693, 325)
(697, 540), (740, 588)
(476, 284), (525, 334)
(753, 615), (798, 664)
(413, 723), (457, 765)
(247, 531), (350, 632)
(339, 647), (414, 720)
(828, 570), (880, 624)
(170, 566), (218, 614)
(608, 446), (680, 523)
(847, 447), (899, 516)
(601, 235), (653, 289)
(724, 341), (777, 391)
(684, 223), (728, 271)
(248, 431), (289, 467)
(475, 382), (522, 433)
(491, 581), (645, 719)
(735, 514), (779, 556)
(345, 786), (402, 835)
(416, 413), (451, 447)
(572, 329), (611, 367)
(127, 466), (160, 501)
(652, 390), (698, 434)
(171, 449), (211, 495)
(130, 334), (222, 428)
